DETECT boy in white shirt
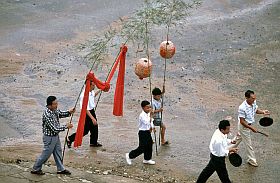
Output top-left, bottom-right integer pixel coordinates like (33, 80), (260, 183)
(126, 100), (156, 165)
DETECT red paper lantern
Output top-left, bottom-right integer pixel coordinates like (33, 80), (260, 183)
(160, 40), (176, 59)
(134, 58), (152, 80)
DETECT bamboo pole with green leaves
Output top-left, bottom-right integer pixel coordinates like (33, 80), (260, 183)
(63, 0), (201, 160)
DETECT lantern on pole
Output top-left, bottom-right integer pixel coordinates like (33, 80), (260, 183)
(159, 40), (176, 59)
(134, 58), (152, 80)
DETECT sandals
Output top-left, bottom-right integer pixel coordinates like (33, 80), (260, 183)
(161, 141), (169, 146)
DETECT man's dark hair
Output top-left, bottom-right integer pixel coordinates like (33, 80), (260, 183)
(245, 90), (254, 98)
(152, 87), (162, 95)
(141, 100), (150, 108)
(218, 120), (230, 130)
(46, 96), (56, 106)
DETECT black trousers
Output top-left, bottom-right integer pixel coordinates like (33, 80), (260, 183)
(129, 130), (153, 160)
(68, 109), (98, 145)
(196, 153), (231, 183)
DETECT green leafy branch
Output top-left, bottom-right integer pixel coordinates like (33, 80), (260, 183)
(80, 0), (201, 67)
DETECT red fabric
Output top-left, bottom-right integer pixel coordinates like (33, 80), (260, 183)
(73, 79), (90, 148)
(86, 72), (110, 92)
(73, 45), (127, 148)
(113, 46), (127, 116)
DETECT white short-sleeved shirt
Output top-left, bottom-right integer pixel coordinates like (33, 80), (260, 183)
(209, 129), (231, 157)
(80, 90), (95, 110)
(138, 111), (154, 131)
(238, 100), (258, 124)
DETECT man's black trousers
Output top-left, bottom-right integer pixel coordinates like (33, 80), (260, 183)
(196, 153), (231, 183)
(68, 109), (98, 145)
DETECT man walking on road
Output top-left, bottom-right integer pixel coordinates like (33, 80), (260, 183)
(196, 120), (238, 183)
(31, 96), (75, 175)
(229, 90), (270, 167)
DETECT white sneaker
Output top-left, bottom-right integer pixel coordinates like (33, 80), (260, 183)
(143, 160), (155, 165)
(248, 160), (258, 167)
(125, 153), (132, 165)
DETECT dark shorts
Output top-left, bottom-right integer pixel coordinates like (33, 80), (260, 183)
(153, 118), (162, 126)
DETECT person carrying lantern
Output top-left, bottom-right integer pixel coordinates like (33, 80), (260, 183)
(125, 100), (156, 165)
(152, 87), (169, 145)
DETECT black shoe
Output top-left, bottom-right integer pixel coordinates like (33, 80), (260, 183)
(57, 169), (71, 175)
(90, 142), (102, 147)
(65, 138), (72, 148)
(31, 169), (45, 175)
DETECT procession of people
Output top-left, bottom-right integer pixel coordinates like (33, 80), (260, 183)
(31, 74), (272, 183)
(29, 33), (272, 183)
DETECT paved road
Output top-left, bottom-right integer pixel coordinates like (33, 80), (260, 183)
(0, 162), (142, 183)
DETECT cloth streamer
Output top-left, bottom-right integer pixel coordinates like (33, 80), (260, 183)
(74, 45), (127, 148)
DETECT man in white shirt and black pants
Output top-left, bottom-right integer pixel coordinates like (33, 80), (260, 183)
(66, 82), (102, 147)
(125, 100), (156, 165)
(196, 120), (238, 183)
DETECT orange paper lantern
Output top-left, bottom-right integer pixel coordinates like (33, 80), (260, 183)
(134, 58), (152, 80)
(160, 40), (176, 59)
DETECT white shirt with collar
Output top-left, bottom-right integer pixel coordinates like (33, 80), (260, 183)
(209, 129), (231, 157)
(138, 110), (154, 131)
(80, 90), (96, 110)
(238, 100), (258, 124)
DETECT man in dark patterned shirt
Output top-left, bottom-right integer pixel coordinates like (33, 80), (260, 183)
(31, 96), (75, 175)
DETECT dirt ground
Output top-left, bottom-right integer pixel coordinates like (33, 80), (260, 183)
(0, 0), (279, 182)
